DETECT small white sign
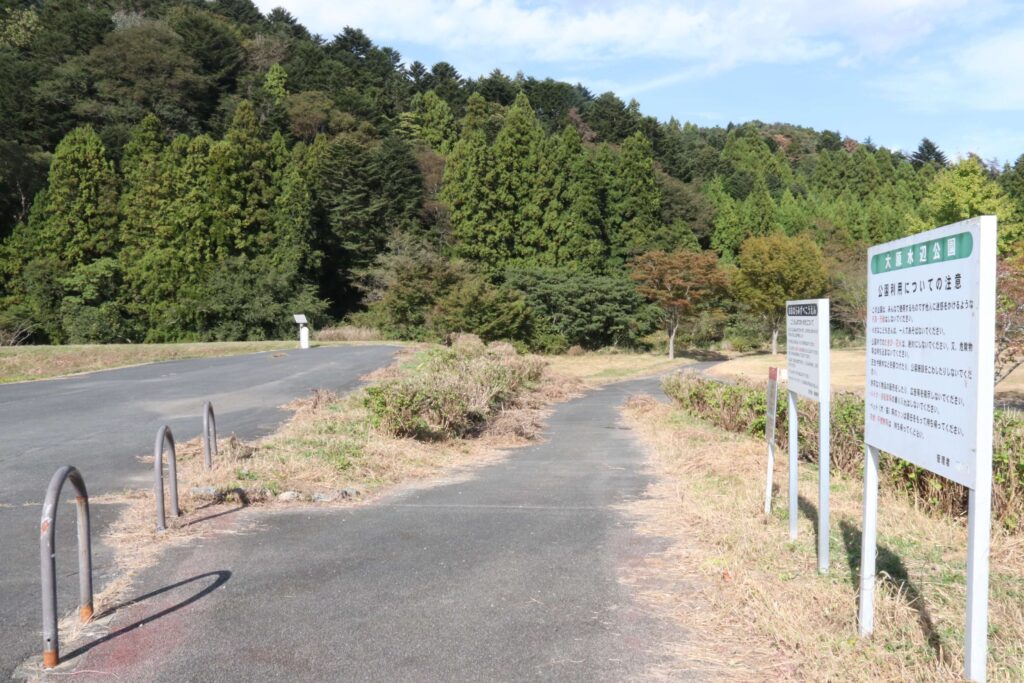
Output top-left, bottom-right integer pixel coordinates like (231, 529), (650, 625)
(786, 299), (828, 402)
(864, 219), (990, 489)
(293, 314), (308, 325)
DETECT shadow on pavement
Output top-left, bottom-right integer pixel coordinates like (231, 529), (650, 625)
(185, 504), (247, 527)
(62, 570), (231, 661)
(677, 350), (729, 362)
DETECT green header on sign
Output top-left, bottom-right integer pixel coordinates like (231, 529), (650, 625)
(870, 231), (973, 274)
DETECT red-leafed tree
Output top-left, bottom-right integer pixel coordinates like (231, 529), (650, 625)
(630, 249), (728, 359)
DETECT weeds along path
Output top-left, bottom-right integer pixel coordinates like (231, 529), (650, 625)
(63, 376), (696, 682)
(0, 345), (399, 681)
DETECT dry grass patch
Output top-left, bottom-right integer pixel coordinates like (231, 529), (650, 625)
(621, 396), (1024, 681)
(545, 350), (701, 386)
(0, 341), (299, 383)
(314, 325), (384, 342)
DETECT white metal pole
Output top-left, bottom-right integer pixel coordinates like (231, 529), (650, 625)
(965, 214), (997, 682)
(858, 444), (879, 636)
(818, 300), (831, 574)
(964, 487), (992, 681)
(788, 390), (798, 540)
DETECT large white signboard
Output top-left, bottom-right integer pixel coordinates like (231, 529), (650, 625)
(860, 216), (996, 682)
(865, 220), (989, 489)
(787, 299), (828, 402)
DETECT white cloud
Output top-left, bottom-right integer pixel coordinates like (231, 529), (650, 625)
(257, 0), (1024, 124)
(255, 0), (996, 73)
(874, 26), (1024, 113)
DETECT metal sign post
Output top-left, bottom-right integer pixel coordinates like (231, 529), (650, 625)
(764, 367), (779, 514)
(293, 313), (309, 349)
(860, 216), (996, 682)
(786, 298), (831, 574)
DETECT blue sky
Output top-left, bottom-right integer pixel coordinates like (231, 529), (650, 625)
(255, 0), (1024, 163)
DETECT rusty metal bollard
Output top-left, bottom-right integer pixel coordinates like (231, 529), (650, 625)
(202, 401), (217, 470)
(40, 466), (93, 668)
(154, 425), (181, 531)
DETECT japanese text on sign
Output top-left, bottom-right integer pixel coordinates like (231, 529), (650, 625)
(865, 224), (982, 488)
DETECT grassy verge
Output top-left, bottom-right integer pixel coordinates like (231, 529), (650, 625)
(544, 350), (705, 386)
(622, 396), (1024, 681)
(0, 341), (298, 383)
(663, 374), (1024, 528)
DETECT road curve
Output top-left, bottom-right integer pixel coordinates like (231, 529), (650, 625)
(0, 344), (399, 679)
(69, 377), (689, 681)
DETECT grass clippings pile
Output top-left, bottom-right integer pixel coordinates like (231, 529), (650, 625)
(621, 395), (1024, 681)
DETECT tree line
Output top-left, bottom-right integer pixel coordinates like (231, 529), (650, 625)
(2, 1), (1023, 354)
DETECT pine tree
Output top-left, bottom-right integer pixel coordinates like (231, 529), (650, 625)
(911, 138), (948, 169)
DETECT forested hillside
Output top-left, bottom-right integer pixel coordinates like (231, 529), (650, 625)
(2, 1), (1023, 350)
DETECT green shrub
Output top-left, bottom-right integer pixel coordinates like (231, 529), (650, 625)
(662, 373), (1024, 530)
(364, 336), (545, 440)
(502, 267), (659, 350)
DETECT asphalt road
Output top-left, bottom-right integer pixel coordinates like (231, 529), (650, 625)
(68, 376), (687, 682)
(0, 344), (399, 680)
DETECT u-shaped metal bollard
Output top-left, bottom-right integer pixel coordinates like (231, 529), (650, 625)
(154, 425), (181, 531)
(202, 401), (217, 469)
(40, 466), (94, 669)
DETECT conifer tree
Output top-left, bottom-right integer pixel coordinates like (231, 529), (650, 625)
(15, 125), (122, 341)
(488, 92), (544, 264)
(207, 100), (283, 257)
(537, 126), (605, 270)
(442, 125), (494, 264)
(740, 177), (778, 236)
(607, 132), (661, 261)
(707, 177), (744, 260)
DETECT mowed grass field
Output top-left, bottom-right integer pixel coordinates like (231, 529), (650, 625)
(707, 348), (1024, 403)
(545, 351), (699, 386)
(0, 341), (301, 383)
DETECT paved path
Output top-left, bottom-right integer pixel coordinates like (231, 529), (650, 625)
(0, 345), (399, 679)
(68, 377), (688, 681)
